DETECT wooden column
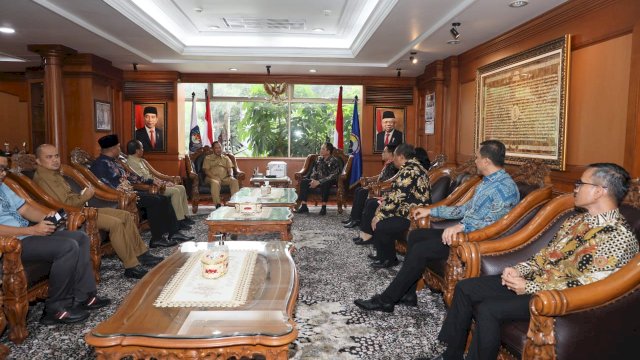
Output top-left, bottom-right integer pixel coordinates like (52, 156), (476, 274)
(27, 44), (77, 160)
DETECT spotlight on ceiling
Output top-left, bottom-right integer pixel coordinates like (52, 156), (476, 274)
(450, 22), (461, 40)
(396, 68), (402, 78)
(509, 0), (529, 8)
(0, 27), (16, 34)
(410, 51), (418, 64)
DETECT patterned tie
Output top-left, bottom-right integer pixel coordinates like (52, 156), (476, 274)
(384, 132), (390, 145)
(150, 129), (155, 148)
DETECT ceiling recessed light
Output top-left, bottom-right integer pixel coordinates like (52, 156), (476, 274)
(208, 25), (220, 30)
(229, 68), (238, 71)
(312, 28), (324, 32)
(309, 69), (317, 73)
(0, 27), (16, 34)
(447, 39), (460, 45)
(193, 7), (203, 13)
(509, 0), (529, 7)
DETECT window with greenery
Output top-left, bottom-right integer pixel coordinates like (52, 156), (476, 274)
(182, 83), (361, 157)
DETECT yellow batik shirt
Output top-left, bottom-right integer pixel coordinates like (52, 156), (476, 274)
(375, 158), (431, 220)
(513, 208), (638, 294)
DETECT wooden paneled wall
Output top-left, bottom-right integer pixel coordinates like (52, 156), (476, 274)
(417, 0), (640, 193)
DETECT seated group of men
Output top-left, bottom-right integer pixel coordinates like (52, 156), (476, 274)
(0, 134), (198, 325)
(339, 140), (638, 360)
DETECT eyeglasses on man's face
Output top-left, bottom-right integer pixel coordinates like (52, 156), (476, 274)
(574, 179), (607, 190)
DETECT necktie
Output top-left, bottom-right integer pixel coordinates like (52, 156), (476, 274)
(384, 132), (390, 145)
(150, 129), (155, 148)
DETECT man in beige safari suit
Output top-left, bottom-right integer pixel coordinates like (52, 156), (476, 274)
(202, 141), (239, 207)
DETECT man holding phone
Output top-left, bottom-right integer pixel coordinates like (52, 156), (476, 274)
(0, 151), (110, 325)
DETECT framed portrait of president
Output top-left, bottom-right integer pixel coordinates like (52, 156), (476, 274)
(133, 102), (167, 153)
(373, 106), (406, 153)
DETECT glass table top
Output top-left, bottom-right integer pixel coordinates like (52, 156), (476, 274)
(228, 187), (298, 205)
(207, 206), (293, 221)
(89, 241), (297, 340)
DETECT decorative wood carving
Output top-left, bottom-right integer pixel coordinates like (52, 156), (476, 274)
(93, 344), (289, 360)
(523, 315), (556, 360)
(206, 219), (293, 242)
(429, 153), (447, 171)
(0, 236), (29, 344)
(509, 159), (550, 188)
(622, 178), (640, 207)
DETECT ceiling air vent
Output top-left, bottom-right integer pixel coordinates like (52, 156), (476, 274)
(222, 17), (305, 31)
(365, 87), (414, 105)
(124, 81), (174, 101)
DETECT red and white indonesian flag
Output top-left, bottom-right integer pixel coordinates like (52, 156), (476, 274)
(333, 86), (344, 149)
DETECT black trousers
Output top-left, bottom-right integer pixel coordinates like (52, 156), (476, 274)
(380, 228), (448, 303)
(360, 198), (380, 235)
(21, 230), (96, 312)
(136, 191), (179, 238)
(299, 179), (335, 203)
(372, 216), (411, 261)
(438, 275), (532, 360)
(350, 187), (369, 221)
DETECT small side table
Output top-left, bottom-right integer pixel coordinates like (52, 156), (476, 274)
(250, 176), (291, 188)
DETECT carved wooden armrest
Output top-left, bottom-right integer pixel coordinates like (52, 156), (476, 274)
(360, 176), (378, 187)
(295, 155), (316, 182)
(409, 205), (438, 228)
(147, 163), (182, 185)
(531, 253), (640, 316)
(458, 194), (575, 279)
(65, 210), (86, 231)
(132, 183), (158, 194)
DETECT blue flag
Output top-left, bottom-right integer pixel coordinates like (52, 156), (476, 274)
(188, 92), (202, 152)
(348, 97), (362, 186)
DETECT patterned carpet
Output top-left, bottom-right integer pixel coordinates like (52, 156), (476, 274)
(1, 206), (447, 360)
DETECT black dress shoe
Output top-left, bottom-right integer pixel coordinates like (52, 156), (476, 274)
(399, 292), (418, 307)
(319, 206), (327, 215)
(367, 253), (380, 260)
(354, 238), (372, 246)
(215, 204), (221, 209)
(138, 252), (164, 266)
(182, 217), (196, 225)
(371, 258), (400, 269)
(169, 231), (194, 242)
(352, 236), (362, 243)
(296, 204), (309, 214)
(344, 220), (360, 228)
(75, 296), (111, 311)
(40, 308), (90, 325)
(150, 236), (178, 248)
(354, 295), (394, 313)
(341, 218), (353, 224)
(124, 265), (148, 279)
(178, 222), (192, 231)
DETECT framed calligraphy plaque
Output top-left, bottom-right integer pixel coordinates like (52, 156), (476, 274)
(475, 35), (570, 170)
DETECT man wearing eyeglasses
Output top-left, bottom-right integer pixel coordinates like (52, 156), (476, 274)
(0, 152), (111, 325)
(429, 163), (638, 360)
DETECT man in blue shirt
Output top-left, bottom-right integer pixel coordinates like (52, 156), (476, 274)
(0, 152), (110, 325)
(355, 140), (519, 312)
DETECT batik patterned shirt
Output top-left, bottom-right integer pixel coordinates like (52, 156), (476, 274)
(514, 208), (638, 294)
(308, 156), (341, 185)
(375, 158), (431, 220)
(430, 169), (519, 232)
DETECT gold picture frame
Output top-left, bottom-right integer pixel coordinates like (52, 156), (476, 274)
(475, 35), (571, 170)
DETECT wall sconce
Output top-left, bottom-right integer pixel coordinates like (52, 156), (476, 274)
(396, 68), (402, 77)
(450, 22), (461, 40)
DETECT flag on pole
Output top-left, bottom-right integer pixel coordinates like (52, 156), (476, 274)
(188, 92), (202, 152)
(203, 89), (213, 147)
(348, 96), (362, 186)
(333, 86), (344, 149)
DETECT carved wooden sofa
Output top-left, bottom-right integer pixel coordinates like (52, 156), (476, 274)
(414, 160), (552, 305)
(118, 154), (182, 188)
(294, 149), (354, 214)
(184, 146), (245, 214)
(364, 153), (447, 198)
(457, 180), (640, 360)
(0, 176), (90, 344)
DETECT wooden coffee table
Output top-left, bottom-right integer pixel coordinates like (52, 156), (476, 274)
(206, 206), (294, 241)
(85, 241), (299, 360)
(228, 187), (298, 209)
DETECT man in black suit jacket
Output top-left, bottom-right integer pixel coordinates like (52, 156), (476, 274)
(375, 111), (403, 152)
(135, 106), (164, 151)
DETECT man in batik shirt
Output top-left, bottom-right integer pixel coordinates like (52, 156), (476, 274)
(433, 163), (638, 360)
(366, 143), (432, 269)
(297, 142), (342, 216)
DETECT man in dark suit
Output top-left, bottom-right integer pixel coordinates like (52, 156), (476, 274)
(135, 106), (164, 151)
(375, 111), (403, 152)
